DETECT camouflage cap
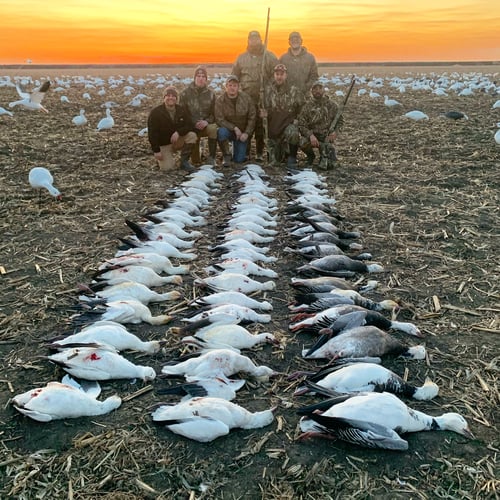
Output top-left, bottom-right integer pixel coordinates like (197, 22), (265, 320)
(311, 80), (324, 88)
(226, 74), (239, 84)
(274, 63), (287, 73)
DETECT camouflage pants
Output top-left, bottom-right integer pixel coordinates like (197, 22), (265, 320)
(268, 123), (299, 166)
(300, 134), (337, 167)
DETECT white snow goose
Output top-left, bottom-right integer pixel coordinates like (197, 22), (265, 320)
(205, 258), (278, 278)
(194, 273), (275, 294)
(297, 391), (473, 450)
(156, 378), (246, 401)
(297, 255), (384, 277)
(182, 303), (271, 325)
(192, 290), (272, 311)
(97, 252), (189, 275)
(92, 265), (183, 287)
(116, 239), (197, 261)
(12, 375), (121, 422)
(161, 348), (276, 381)
(9, 80), (50, 112)
(46, 345), (156, 381)
(29, 167), (62, 201)
(293, 362), (438, 400)
(151, 397), (274, 442)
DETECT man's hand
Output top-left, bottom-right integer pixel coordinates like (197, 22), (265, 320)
(171, 131), (180, 143)
(195, 119), (208, 130)
(327, 131), (337, 143)
(240, 132), (249, 143)
(259, 109), (268, 118)
(310, 134), (319, 148)
(154, 152), (163, 160)
(234, 127), (242, 140)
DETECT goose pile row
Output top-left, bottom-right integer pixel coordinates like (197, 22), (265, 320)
(12, 166), (223, 421)
(281, 168), (472, 450)
(154, 164), (280, 441)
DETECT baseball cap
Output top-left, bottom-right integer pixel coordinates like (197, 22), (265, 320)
(226, 74), (239, 84)
(289, 31), (302, 40)
(274, 63), (287, 73)
(248, 31), (261, 39)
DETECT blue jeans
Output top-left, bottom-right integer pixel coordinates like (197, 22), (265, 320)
(217, 127), (247, 163)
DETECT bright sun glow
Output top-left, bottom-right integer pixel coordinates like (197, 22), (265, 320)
(1, 0), (499, 64)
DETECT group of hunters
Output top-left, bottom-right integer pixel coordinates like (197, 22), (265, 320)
(147, 30), (344, 173)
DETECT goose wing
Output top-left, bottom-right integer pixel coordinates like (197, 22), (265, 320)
(30, 81), (50, 104)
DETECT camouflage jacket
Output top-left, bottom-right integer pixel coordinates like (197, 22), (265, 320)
(215, 91), (256, 136)
(298, 95), (344, 139)
(179, 83), (216, 123)
(232, 46), (278, 104)
(279, 47), (319, 94)
(263, 81), (304, 115)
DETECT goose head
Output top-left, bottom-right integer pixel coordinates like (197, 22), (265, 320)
(436, 413), (474, 438)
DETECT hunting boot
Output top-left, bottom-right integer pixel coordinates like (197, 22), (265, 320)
(328, 146), (339, 169)
(302, 146), (315, 166)
(219, 139), (232, 167)
(287, 144), (299, 168)
(318, 143), (329, 170)
(191, 138), (201, 164)
(255, 136), (264, 162)
(206, 138), (217, 166)
(180, 143), (195, 172)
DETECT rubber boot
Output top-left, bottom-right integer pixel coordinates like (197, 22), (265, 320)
(207, 138), (217, 166)
(219, 140), (231, 167)
(180, 143), (195, 172)
(191, 138), (201, 164)
(255, 136), (264, 161)
(302, 146), (315, 165)
(287, 144), (299, 168)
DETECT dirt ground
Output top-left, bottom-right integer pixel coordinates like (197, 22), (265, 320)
(0, 64), (498, 499)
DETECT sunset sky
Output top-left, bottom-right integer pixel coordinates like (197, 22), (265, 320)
(1, 0), (499, 65)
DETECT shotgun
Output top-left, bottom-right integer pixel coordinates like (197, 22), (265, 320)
(328, 75), (356, 134)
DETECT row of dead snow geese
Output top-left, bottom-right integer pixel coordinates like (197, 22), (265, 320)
(15, 164), (474, 450)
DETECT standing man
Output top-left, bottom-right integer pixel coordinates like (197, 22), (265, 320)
(215, 75), (256, 167)
(147, 86), (197, 172)
(298, 81), (344, 170)
(232, 30), (278, 161)
(179, 65), (218, 166)
(261, 63), (304, 167)
(279, 31), (319, 95)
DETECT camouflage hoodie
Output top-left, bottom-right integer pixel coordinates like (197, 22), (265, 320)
(279, 47), (319, 94)
(179, 82), (216, 123)
(298, 94), (344, 139)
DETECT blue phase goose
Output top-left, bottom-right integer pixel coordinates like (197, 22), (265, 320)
(297, 391), (473, 450)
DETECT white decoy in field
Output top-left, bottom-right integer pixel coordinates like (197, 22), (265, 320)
(161, 348), (276, 380)
(404, 110), (429, 121)
(28, 167), (62, 201)
(97, 252), (189, 275)
(47, 321), (164, 353)
(97, 108), (114, 131)
(46, 345), (156, 381)
(151, 397), (274, 442)
(138, 127), (148, 136)
(495, 129), (500, 145)
(60, 95), (70, 103)
(492, 99), (500, 109)
(194, 272), (275, 294)
(0, 106), (14, 117)
(298, 391), (473, 450)
(294, 362), (439, 400)
(73, 298), (173, 325)
(82, 281), (181, 305)
(384, 95), (401, 107)
(12, 375), (121, 422)
(93, 265), (183, 287)
(9, 80), (50, 112)
(72, 109), (87, 126)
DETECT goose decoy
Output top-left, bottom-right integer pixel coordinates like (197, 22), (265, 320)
(298, 391), (473, 450)
(194, 273), (275, 294)
(81, 281), (181, 305)
(205, 258), (278, 278)
(29, 167), (62, 202)
(294, 362), (438, 400)
(404, 110), (429, 121)
(181, 323), (277, 351)
(157, 378), (246, 401)
(97, 252), (189, 275)
(12, 375), (121, 422)
(72, 109), (87, 126)
(92, 265), (183, 287)
(297, 255), (384, 277)
(46, 345), (156, 381)
(151, 397), (274, 442)
(46, 320), (164, 353)
(97, 108), (114, 131)
(71, 299), (173, 325)
(192, 291), (272, 311)
(301, 325), (425, 360)
(9, 80), (50, 112)
(384, 95), (401, 107)
(161, 348), (276, 381)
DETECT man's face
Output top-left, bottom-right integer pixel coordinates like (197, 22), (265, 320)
(289, 35), (302, 50)
(311, 85), (324, 99)
(248, 35), (261, 47)
(226, 81), (239, 97)
(163, 93), (177, 107)
(274, 71), (287, 86)
(194, 73), (207, 88)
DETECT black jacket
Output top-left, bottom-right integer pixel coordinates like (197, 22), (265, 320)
(147, 104), (195, 152)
